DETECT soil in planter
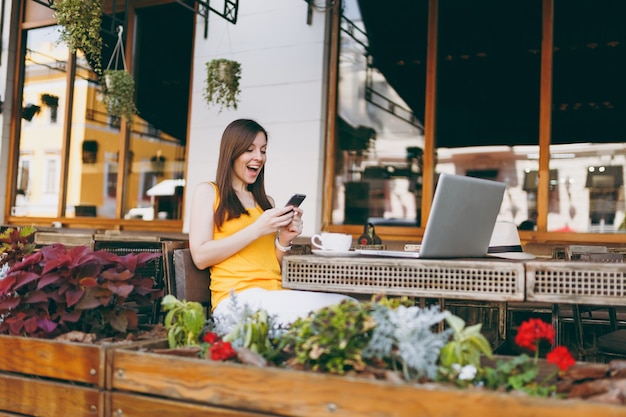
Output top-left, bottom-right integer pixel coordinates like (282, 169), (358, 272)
(54, 324), (167, 345)
(557, 360), (626, 405)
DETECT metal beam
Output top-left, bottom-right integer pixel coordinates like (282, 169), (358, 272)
(30, 0), (126, 38)
(175, 0), (238, 38)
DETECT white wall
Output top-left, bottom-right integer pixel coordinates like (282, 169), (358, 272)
(184, 0), (330, 236)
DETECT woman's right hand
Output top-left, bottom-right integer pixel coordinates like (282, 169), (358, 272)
(255, 206), (296, 236)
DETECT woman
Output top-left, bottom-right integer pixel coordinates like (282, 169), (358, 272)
(189, 119), (351, 326)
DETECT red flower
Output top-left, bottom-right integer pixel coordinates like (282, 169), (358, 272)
(515, 318), (555, 351)
(546, 345), (576, 371)
(210, 340), (237, 361)
(203, 332), (218, 344)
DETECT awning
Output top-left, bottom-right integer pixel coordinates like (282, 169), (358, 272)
(146, 179), (185, 197)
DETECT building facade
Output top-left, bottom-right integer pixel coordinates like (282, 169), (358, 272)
(0, 0), (625, 246)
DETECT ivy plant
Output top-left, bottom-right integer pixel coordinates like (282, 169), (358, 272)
(203, 59), (242, 112)
(102, 69), (138, 123)
(52, 0), (103, 74)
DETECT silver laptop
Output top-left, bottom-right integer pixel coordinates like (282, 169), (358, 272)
(356, 173), (506, 259)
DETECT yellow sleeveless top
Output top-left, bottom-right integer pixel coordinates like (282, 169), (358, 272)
(209, 183), (283, 309)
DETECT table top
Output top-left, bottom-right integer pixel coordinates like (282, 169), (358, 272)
(283, 255), (626, 306)
(282, 254), (526, 302)
(526, 259), (626, 306)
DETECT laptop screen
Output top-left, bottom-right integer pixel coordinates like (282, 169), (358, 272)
(417, 173), (506, 258)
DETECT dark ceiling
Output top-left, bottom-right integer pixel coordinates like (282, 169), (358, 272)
(354, 0), (626, 147)
(101, 2), (194, 143)
(134, 3), (193, 142)
(356, 0), (429, 123)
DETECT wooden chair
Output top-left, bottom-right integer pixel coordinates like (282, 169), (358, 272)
(573, 305), (626, 362)
(161, 240), (191, 296)
(172, 248), (212, 315)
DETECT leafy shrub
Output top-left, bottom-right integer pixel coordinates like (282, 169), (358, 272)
(364, 303), (451, 380)
(278, 299), (376, 374)
(0, 226), (37, 268)
(0, 244), (162, 339)
(161, 294), (205, 348)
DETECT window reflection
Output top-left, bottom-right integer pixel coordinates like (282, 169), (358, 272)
(334, 0), (426, 227)
(435, 1), (542, 230)
(16, 2), (191, 223)
(338, 0), (626, 234)
(15, 26), (67, 217)
(549, 0), (626, 233)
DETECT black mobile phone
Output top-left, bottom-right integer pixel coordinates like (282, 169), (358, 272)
(285, 194), (306, 207)
(285, 194), (306, 210)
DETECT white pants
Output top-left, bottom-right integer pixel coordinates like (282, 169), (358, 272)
(213, 288), (356, 327)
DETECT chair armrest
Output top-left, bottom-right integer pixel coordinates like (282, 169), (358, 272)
(173, 248), (211, 307)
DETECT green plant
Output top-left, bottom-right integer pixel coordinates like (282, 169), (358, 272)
(52, 0), (103, 74)
(102, 69), (138, 122)
(437, 314), (494, 386)
(223, 309), (273, 355)
(439, 315), (494, 369)
(203, 59), (241, 112)
(278, 299), (376, 374)
(0, 244), (162, 339)
(363, 303), (451, 381)
(161, 294), (206, 348)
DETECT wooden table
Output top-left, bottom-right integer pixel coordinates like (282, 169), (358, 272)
(283, 255), (625, 353)
(526, 260), (626, 306)
(284, 256), (626, 306)
(282, 254), (526, 301)
(283, 254), (527, 345)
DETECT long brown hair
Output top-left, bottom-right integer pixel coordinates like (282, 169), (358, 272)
(214, 119), (273, 228)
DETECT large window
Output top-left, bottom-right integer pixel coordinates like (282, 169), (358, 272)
(11, 1), (192, 228)
(334, 0), (427, 228)
(331, 0), (626, 237)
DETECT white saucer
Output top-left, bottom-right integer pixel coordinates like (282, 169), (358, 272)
(311, 249), (358, 257)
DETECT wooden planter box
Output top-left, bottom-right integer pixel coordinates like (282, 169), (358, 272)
(0, 373), (103, 417)
(111, 341), (626, 417)
(0, 334), (155, 417)
(110, 391), (277, 417)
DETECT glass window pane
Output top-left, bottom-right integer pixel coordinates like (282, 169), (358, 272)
(333, 0), (428, 227)
(65, 46), (119, 219)
(15, 26), (68, 217)
(435, 0), (542, 229)
(122, 3), (191, 221)
(550, 0), (626, 233)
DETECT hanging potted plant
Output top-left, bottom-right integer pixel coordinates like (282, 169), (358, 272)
(52, 0), (103, 74)
(102, 69), (138, 122)
(203, 59), (242, 112)
(101, 26), (137, 123)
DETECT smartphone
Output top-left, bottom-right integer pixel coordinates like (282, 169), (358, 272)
(285, 194), (306, 211)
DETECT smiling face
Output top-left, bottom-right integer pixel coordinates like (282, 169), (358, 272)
(232, 131), (267, 189)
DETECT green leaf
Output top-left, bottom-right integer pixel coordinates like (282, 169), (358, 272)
(161, 294), (181, 310)
(445, 314), (465, 334)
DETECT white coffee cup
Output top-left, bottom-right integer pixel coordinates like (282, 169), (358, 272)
(311, 232), (352, 252)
